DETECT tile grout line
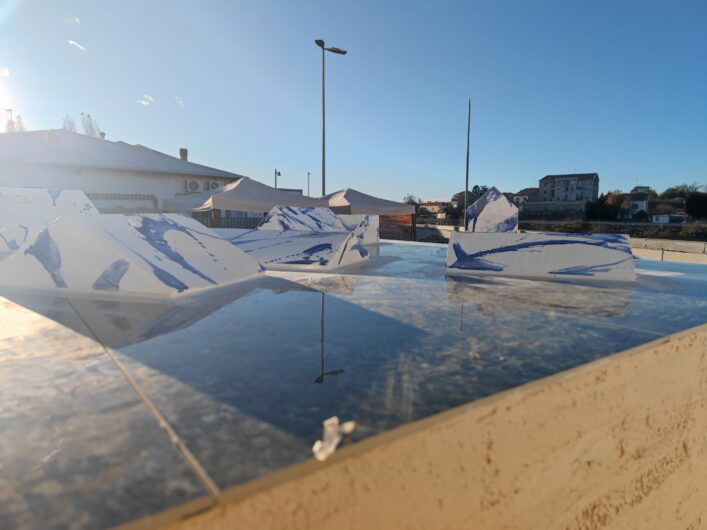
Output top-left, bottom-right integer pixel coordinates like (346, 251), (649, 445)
(66, 299), (222, 501)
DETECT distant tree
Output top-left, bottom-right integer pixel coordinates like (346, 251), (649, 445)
(448, 185), (490, 223)
(633, 210), (650, 222)
(586, 192), (624, 220)
(604, 190), (624, 206)
(686, 192), (707, 220)
(441, 202), (458, 219)
(402, 193), (420, 205)
(62, 115), (77, 132)
(452, 185), (488, 207)
(661, 183), (703, 199)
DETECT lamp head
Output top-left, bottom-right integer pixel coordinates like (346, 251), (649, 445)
(327, 47), (347, 55)
(314, 39), (325, 48)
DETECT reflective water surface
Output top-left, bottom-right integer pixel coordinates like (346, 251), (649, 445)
(2, 242), (707, 528)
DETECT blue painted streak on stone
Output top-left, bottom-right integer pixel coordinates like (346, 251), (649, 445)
(133, 215), (217, 285)
(103, 229), (191, 293)
(449, 243), (505, 271)
(24, 228), (67, 287)
(0, 224), (29, 250)
(92, 259), (130, 290)
(282, 243), (333, 265)
(0, 235), (19, 250)
(549, 258), (631, 276)
(494, 216), (518, 233)
(261, 207), (342, 232)
(449, 236), (632, 272)
(452, 237), (631, 264)
(47, 189), (63, 206)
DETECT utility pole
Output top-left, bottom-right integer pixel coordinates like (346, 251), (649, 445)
(464, 99), (471, 231)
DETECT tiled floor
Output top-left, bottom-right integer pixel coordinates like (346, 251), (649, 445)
(2, 243), (707, 528)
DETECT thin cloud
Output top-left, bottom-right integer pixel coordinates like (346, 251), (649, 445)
(67, 39), (86, 52)
(67, 16), (80, 24)
(174, 96), (184, 109)
(0, 67), (9, 77)
(137, 94), (155, 107)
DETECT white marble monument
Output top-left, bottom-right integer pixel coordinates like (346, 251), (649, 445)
(258, 206), (347, 232)
(0, 213), (262, 297)
(224, 206), (371, 272)
(338, 214), (380, 245)
(0, 187), (98, 258)
(465, 187), (519, 233)
(446, 231), (635, 282)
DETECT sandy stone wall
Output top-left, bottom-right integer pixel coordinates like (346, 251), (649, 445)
(632, 248), (707, 265)
(129, 323), (707, 530)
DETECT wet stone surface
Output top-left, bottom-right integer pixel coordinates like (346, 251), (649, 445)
(1, 242), (706, 525)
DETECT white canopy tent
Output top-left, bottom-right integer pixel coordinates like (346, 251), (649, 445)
(162, 177), (328, 213)
(324, 188), (415, 215)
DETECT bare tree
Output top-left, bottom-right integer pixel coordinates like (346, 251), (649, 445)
(62, 115), (77, 132)
(403, 193), (420, 205)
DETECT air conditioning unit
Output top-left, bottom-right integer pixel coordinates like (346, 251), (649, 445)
(209, 181), (221, 190)
(185, 179), (200, 193)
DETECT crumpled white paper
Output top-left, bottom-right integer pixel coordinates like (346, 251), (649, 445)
(312, 416), (356, 462)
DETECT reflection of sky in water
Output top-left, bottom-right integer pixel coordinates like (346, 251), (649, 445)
(3, 242), (707, 490)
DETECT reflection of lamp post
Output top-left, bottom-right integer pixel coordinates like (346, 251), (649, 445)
(314, 292), (344, 383)
(314, 39), (347, 196)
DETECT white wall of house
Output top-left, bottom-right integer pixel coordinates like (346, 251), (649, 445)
(0, 162), (234, 211)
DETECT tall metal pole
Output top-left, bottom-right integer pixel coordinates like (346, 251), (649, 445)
(321, 47), (326, 196)
(307, 172), (311, 196)
(464, 99), (471, 231)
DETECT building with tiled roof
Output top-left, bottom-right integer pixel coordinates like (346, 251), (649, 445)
(0, 129), (246, 212)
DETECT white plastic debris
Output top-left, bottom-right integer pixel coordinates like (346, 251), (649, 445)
(312, 416), (356, 462)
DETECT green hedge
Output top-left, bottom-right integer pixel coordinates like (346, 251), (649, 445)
(518, 222), (707, 242)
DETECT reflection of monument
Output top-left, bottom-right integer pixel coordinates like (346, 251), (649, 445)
(273, 271), (362, 296)
(4, 279), (264, 348)
(445, 275), (634, 318)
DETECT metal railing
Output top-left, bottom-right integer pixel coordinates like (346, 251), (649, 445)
(192, 212), (263, 229)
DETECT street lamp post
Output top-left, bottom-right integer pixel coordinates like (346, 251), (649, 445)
(314, 39), (347, 197)
(307, 171), (311, 196)
(464, 99), (471, 231)
(274, 169), (281, 189)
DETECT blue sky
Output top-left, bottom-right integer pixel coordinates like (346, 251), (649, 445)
(0, 0), (705, 201)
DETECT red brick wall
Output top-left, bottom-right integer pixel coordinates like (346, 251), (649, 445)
(380, 215), (414, 241)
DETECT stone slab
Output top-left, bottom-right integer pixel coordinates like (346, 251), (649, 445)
(447, 231), (635, 281)
(0, 214), (262, 298)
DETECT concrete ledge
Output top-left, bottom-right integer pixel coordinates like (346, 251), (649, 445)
(633, 248), (707, 265)
(631, 238), (707, 254)
(141, 323), (707, 530)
